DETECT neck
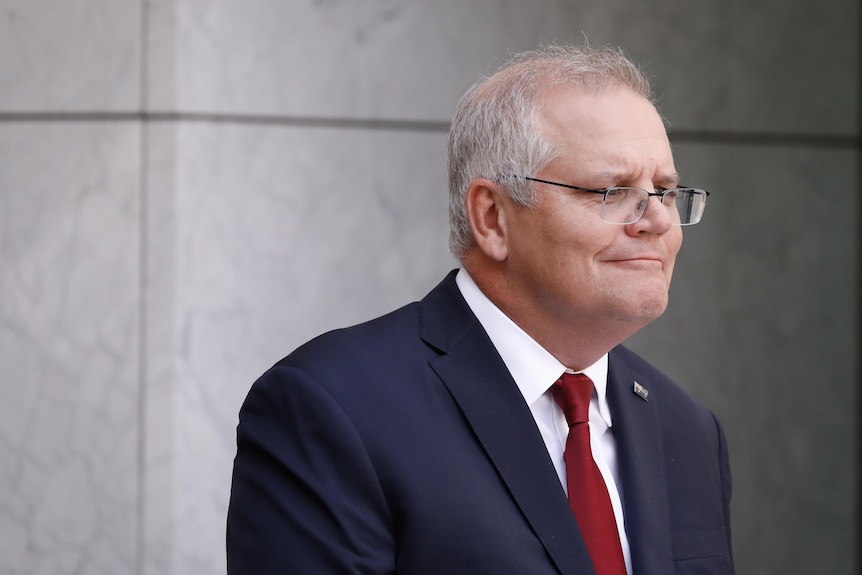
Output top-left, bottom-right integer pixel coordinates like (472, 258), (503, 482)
(463, 256), (645, 370)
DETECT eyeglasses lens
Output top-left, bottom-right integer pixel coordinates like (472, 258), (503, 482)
(601, 188), (706, 225)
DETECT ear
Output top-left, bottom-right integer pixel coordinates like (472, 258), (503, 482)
(465, 178), (510, 262)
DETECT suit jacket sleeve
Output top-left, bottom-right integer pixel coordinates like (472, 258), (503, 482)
(226, 364), (396, 574)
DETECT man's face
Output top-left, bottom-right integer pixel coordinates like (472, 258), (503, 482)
(502, 86), (684, 335)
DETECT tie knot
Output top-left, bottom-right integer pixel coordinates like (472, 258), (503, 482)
(551, 372), (593, 427)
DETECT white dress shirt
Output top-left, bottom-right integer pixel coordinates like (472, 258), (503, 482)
(456, 269), (632, 574)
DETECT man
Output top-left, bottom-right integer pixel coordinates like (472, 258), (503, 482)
(227, 44), (734, 574)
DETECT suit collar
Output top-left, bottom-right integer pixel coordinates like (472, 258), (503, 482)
(454, 269), (613, 427)
(419, 272), (596, 574)
(416, 270), (473, 354)
(607, 349), (674, 574)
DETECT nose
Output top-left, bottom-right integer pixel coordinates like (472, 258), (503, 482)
(626, 193), (674, 235)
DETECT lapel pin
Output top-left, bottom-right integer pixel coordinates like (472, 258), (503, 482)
(633, 381), (649, 401)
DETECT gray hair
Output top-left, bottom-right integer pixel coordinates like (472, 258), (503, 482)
(446, 44), (655, 259)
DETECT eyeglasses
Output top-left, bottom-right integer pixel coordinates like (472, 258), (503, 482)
(511, 176), (709, 226)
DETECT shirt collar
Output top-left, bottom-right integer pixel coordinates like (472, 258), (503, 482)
(455, 269), (613, 427)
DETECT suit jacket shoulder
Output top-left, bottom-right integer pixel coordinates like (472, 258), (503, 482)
(229, 271), (591, 574)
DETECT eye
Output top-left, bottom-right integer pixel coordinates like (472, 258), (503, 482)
(604, 188), (629, 203)
(658, 188), (678, 204)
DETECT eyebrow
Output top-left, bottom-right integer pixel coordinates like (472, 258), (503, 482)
(595, 170), (681, 188)
(659, 172), (682, 187)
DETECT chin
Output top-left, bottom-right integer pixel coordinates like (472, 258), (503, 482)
(642, 301), (669, 321)
(619, 293), (669, 325)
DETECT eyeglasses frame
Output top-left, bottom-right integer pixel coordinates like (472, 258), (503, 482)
(510, 176), (709, 226)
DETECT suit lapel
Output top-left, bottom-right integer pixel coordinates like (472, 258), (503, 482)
(419, 273), (595, 575)
(607, 349), (674, 574)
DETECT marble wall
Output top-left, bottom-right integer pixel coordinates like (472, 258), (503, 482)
(0, 1), (858, 574)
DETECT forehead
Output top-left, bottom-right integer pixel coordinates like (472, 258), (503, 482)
(536, 85), (675, 182)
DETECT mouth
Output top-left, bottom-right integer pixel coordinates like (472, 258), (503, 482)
(608, 257), (664, 269)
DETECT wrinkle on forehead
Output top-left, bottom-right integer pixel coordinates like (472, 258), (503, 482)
(536, 86), (678, 188)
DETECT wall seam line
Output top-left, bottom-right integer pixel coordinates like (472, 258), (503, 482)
(136, 1), (150, 574)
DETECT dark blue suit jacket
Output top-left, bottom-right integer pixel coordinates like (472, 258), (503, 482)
(227, 271), (734, 574)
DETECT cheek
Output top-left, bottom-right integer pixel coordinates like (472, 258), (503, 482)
(664, 231), (684, 279)
(670, 228), (684, 254)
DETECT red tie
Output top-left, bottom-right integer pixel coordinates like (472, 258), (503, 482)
(551, 373), (626, 575)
